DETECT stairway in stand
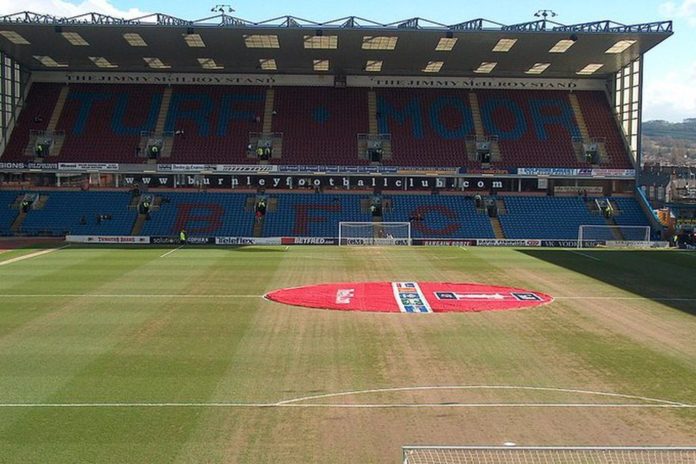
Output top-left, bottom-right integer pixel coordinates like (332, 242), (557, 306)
(489, 217), (505, 239)
(368, 91), (378, 135)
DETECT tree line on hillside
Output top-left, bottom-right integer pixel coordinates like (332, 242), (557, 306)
(642, 119), (696, 166)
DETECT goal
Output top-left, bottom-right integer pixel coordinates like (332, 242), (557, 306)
(402, 446), (696, 464)
(338, 222), (411, 246)
(577, 225), (651, 248)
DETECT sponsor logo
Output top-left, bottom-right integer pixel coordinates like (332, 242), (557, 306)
(540, 240), (579, 248)
(186, 237), (211, 245)
(417, 240), (477, 247)
(151, 237), (179, 245)
(392, 282), (432, 313)
(336, 289), (355, 304)
(215, 237), (257, 245)
(512, 293), (543, 301)
(68, 235), (150, 244)
(293, 237), (329, 245)
(477, 239), (540, 247)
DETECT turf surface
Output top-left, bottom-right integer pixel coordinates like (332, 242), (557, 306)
(0, 245), (695, 463)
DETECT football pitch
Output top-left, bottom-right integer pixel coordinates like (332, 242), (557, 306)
(0, 245), (695, 463)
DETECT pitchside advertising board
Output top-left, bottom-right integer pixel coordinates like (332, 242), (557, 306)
(64, 236), (669, 247)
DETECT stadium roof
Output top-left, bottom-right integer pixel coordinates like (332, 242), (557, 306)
(0, 12), (673, 78)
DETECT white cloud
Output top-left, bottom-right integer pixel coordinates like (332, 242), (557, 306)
(643, 61), (696, 121)
(660, 0), (696, 26)
(0, 0), (148, 19)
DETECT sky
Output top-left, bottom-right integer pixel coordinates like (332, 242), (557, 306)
(0, 0), (694, 122)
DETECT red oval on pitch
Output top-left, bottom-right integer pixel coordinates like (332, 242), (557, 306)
(265, 282), (553, 313)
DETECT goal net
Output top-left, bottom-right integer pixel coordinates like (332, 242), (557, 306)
(338, 222), (411, 246)
(402, 446), (696, 464)
(577, 225), (651, 248)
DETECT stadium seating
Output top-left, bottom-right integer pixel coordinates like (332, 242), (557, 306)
(165, 86), (266, 164)
(55, 84), (165, 163)
(574, 92), (633, 169)
(1, 83), (62, 161)
(0, 85), (637, 169)
(263, 194), (369, 237)
(16, 191), (135, 236)
(498, 196), (649, 240)
(476, 90), (581, 167)
(0, 191), (20, 235)
(383, 194), (495, 238)
(273, 87), (369, 165)
(141, 192), (254, 237)
(0, 190), (652, 240)
(377, 89), (472, 167)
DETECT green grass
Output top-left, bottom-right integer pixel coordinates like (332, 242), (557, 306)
(0, 246), (695, 463)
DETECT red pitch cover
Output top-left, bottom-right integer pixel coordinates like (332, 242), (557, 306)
(265, 282), (553, 313)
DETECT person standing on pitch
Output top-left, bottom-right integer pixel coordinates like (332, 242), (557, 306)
(179, 229), (187, 245)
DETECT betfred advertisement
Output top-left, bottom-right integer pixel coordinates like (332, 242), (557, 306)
(281, 237), (337, 245)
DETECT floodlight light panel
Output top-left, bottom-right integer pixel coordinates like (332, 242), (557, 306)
(422, 61), (444, 73)
(0, 31), (30, 45)
(61, 32), (89, 46)
(474, 62), (497, 73)
(259, 58), (277, 70)
(184, 33), (206, 48)
(33, 55), (68, 68)
(313, 59), (330, 71)
(549, 39), (575, 53)
(244, 34), (280, 48)
(606, 40), (637, 54)
(197, 58), (223, 69)
(89, 56), (118, 68)
(526, 62), (550, 74)
(143, 57), (171, 69)
(577, 63), (604, 75)
(123, 33), (147, 47)
(362, 36), (398, 50)
(435, 37), (457, 51)
(492, 38), (517, 52)
(304, 35), (338, 49)
(365, 60), (383, 71)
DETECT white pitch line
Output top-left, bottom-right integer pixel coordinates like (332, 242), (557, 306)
(554, 296), (696, 302)
(159, 246), (183, 258)
(568, 250), (601, 261)
(0, 294), (265, 298)
(0, 245), (68, 267)
(0, 385), (693, 409)
(0, 402), (692, 410)
(274, 385), (689, 407)
(1, 294), (695, 303)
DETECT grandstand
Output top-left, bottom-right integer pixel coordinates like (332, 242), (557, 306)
(0, 12), (673, 244)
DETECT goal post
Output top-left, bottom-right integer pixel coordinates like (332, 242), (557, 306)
(577, 225), (651, 248)
(338, 222), (412, 246)
(402, 446), (696, 464)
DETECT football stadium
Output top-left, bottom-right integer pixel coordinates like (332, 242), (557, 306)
(0, 5), (695, 464)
